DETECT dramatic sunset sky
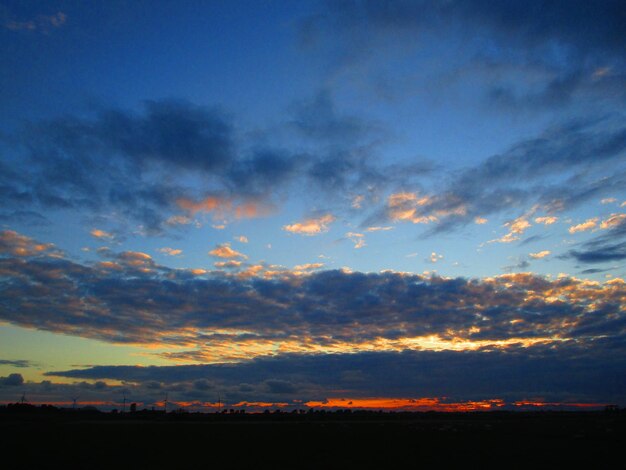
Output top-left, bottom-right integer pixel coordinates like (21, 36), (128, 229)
(1, 1), (625, 411)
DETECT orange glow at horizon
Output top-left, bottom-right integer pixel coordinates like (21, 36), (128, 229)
(305, 397), (506, 411)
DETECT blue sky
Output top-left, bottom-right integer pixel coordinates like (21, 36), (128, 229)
(0, 0), (625, 411)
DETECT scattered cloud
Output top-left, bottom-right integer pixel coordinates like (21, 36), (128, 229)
(535, 216), (558, 225)
(0, 359), (33, 368)
(214, 260), (243, 269)
(569, 218), (599, 234)
(346, 232), (365, 249)
(209, 243), (248, 259)
(235, 236), (248, 243)
(90, 229), (114, 240)
(600, 213), (626, 230)
(158, 247), (182, 257)
(4, 12), (66, 32)
(529, 250), (551, 259)
(351, 195), (364, 209)
(283, 214), (335, 236)
(490, 216), (531, 243)
(427, 252), (443, 263)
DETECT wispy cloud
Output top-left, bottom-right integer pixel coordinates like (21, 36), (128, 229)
(4, 11), (66, 32)
(346, 232), (365, 249)
(158, 247), (182, 256)
(529, 250), (551, 259)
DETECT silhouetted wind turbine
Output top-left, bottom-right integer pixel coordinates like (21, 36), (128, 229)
(72, 396), (79, 410)
(164, 392), (168, 413)
(20, 393), (27, 404)
(122, 392), (126, 413)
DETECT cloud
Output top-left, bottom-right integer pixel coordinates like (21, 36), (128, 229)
(489, 215), (532, 244)
(375, 117), (626, 236)
(290, 89), (380, 144)
(292, 263), (324, 272)
(4, 11), (66, 32)
(307, 1), (626, 108)
(569, 218), (599, 234)
(387, 192), (437, 224)
(601, 198), (617, 204)
(0, 359), (33, 368)
(214, 260), (243, 269)
(529, 251), (550, 259)
(4, 232), (625, 362)
(158, 247), (182, 256)
(209, 243), (248, 259)
(427, 252), (443, 263)
(44, 342), (626, 405)
(90, 229), (114, 240)
(0, 100), (297, 234)
(352, 195), (365, 209)
(0, 373), (24, 386)
(564, 216), (626, 263)
(502, 259), (531, 272)
(283, 214), (335, 236)
(535, 216), (558, 225)
(235, 236), (248, 243)
(0, 230), (57, 257)
(567, 243), (626, 264)
(600, 213), (626, 230)
(346, 232), (365, 249)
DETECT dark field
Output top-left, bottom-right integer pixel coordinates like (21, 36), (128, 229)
(2, 408), (624, 468)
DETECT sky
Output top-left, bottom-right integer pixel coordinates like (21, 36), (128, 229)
(0, 0), (625, 412)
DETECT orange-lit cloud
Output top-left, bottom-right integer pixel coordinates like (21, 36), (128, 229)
(346, 232), (365, 249)
(387, 192), (467, 225)
(283, 214), (335, 235)
(491, 216), (532, 243)
(177, 196), (271, 221)
(209, 243), (248, 259)
(90, 229), (114, 239)
(599, 213), (626, 229)
(534, 216), (558, 225)
(568, 217), (598, 233)
(158, 247), (182, 256)
(388, 192), (436, 224)
(214, 260), (243, 268)
(529, 250), (550, 259)
(0, 230), (56, 257)
(293, 263), (324, 271)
